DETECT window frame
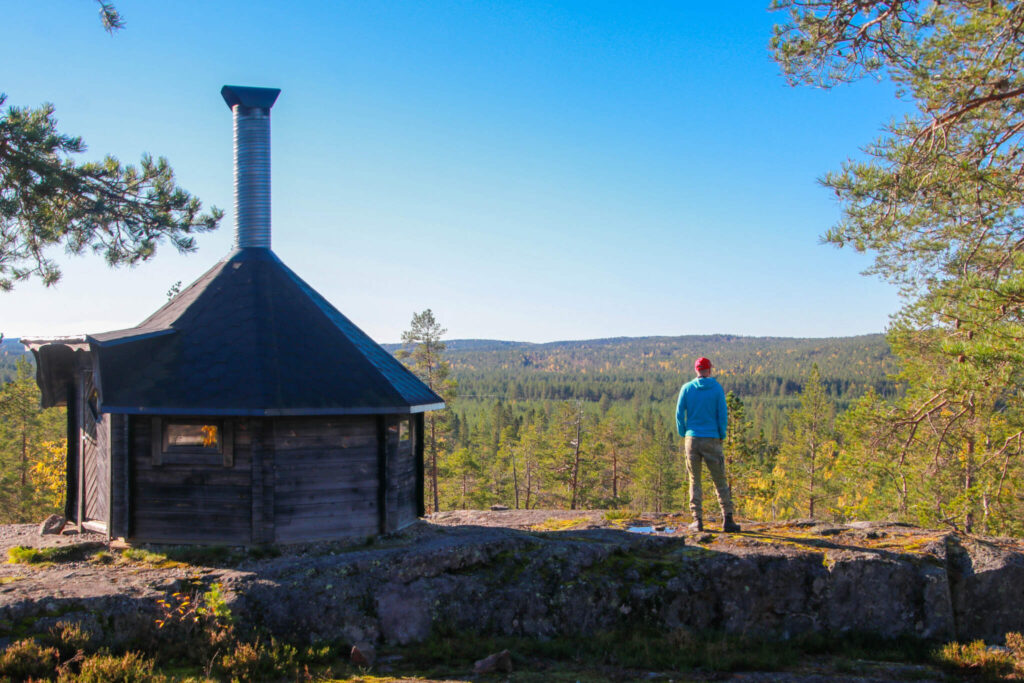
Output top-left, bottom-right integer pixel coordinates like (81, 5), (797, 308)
(151, 417), (234, 467)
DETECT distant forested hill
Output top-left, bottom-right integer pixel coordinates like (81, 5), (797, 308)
(385, 333), (898, 405)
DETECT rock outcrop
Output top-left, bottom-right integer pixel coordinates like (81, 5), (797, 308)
(1, 513), (1022, 650)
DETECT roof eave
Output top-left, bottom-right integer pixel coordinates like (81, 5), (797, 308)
(20, 335), (90, 352)
(99, 402), (446, 417)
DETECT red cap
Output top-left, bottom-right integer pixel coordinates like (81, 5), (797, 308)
(695, 357), (712, 372)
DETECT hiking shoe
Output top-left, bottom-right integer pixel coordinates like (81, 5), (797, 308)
(722, 515), (741, 533)
(688, 518), (703, 532)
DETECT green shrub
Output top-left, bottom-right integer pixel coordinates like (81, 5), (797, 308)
(0, 638), (59, 680)
(937, 639), (1016, 679)
(197, 582), (233, 624)
(215, 638), (298, 681)
(60, 651), (163, 683)
(1007, 631), (1024, 660)
(46, 620), (95, 659)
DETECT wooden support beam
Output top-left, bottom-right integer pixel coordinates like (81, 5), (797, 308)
(76, 372), (85, 532)
(415, 413), (425, 518)
(124, 416), (132, 540)
(377, 416), (388, 535)
(251, 419), (265, 545)
(64, 382), (77, 522)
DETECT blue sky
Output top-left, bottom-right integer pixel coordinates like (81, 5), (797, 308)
(3, 1), (904, 343)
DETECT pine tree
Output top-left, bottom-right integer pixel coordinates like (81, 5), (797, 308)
(724, 392), (763, 519)
(0, 358), (65, 521)
(1, 3), (220, 290)
(396, 309), (456, 513)
(772, 0), (1024, 532)
(635, 425), (678, 514)
(549, 401), (587, 509)
(443, 447), (483, 511)
(774, 365), (837, 519)
(592, 415), (635, 507)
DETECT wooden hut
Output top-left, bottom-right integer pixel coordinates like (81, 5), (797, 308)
(23, 86), (443, 544)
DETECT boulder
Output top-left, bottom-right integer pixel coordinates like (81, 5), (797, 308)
(350, 641), (376, 667)
(473, 649), (512, 674)
(38, 515), (65, 536)
(3, 517), (1024, 651)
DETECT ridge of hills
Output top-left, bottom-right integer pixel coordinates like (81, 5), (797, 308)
(386, 333), (894, 377)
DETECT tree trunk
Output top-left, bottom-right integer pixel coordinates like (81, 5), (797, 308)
(429, 414), (439, 513)
(511, 447), (520, 510)
(525, 461), (532, 510)
(612, 450), (619, 500)
(569, 404), (583, 510)
(20, 421), (28, 487)
(964, 435), (975, 534)
(808, 435), (816, 519)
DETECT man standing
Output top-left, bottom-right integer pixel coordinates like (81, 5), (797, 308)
(676, 357), (740, 533)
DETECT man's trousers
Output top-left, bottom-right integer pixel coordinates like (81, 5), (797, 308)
(684, 436), (734, 518)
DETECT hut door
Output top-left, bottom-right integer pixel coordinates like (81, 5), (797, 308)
(79, 370), (110, 533)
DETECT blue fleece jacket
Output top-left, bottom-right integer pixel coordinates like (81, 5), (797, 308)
(676, 376), (728, 439)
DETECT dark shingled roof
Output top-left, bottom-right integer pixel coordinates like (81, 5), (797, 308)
(89, 248), (444, 416)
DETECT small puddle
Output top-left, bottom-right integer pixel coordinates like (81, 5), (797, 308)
(627, 526), (675, 534)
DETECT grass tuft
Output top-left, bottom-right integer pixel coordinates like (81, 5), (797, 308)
(63, 650), (164, 683)
(119, 547), (180, 567)
(935, 633), (1024, 680)
(530, 518), (590, 532)
(7, 545), (90, 565)
(936, 639), (1016, 678)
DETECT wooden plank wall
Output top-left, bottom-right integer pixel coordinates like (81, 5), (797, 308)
(129, 417), (253, 544)
(271, 416), (379, 543)
(386, 416), (418, 532)
(108, 414), (127, 538)
(81, 373), (110, 529)
(249, 419), (275, 545)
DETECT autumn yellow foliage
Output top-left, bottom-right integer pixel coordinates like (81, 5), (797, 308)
(30, 439), (66, 512)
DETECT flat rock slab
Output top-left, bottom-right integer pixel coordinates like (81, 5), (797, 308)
(1, 513), (1022, 649)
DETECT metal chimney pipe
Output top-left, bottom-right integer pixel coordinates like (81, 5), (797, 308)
(221, 86), (281, 249)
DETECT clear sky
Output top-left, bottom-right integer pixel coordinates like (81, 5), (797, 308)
(3, 1), (905, 344)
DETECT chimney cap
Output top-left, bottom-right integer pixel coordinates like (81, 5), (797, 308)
(221, 85), (281, 110)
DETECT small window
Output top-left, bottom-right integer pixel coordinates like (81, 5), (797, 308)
(152, 418), (233, 466)
(399, 419), (411, 442)
(165, 422), (221, 450)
